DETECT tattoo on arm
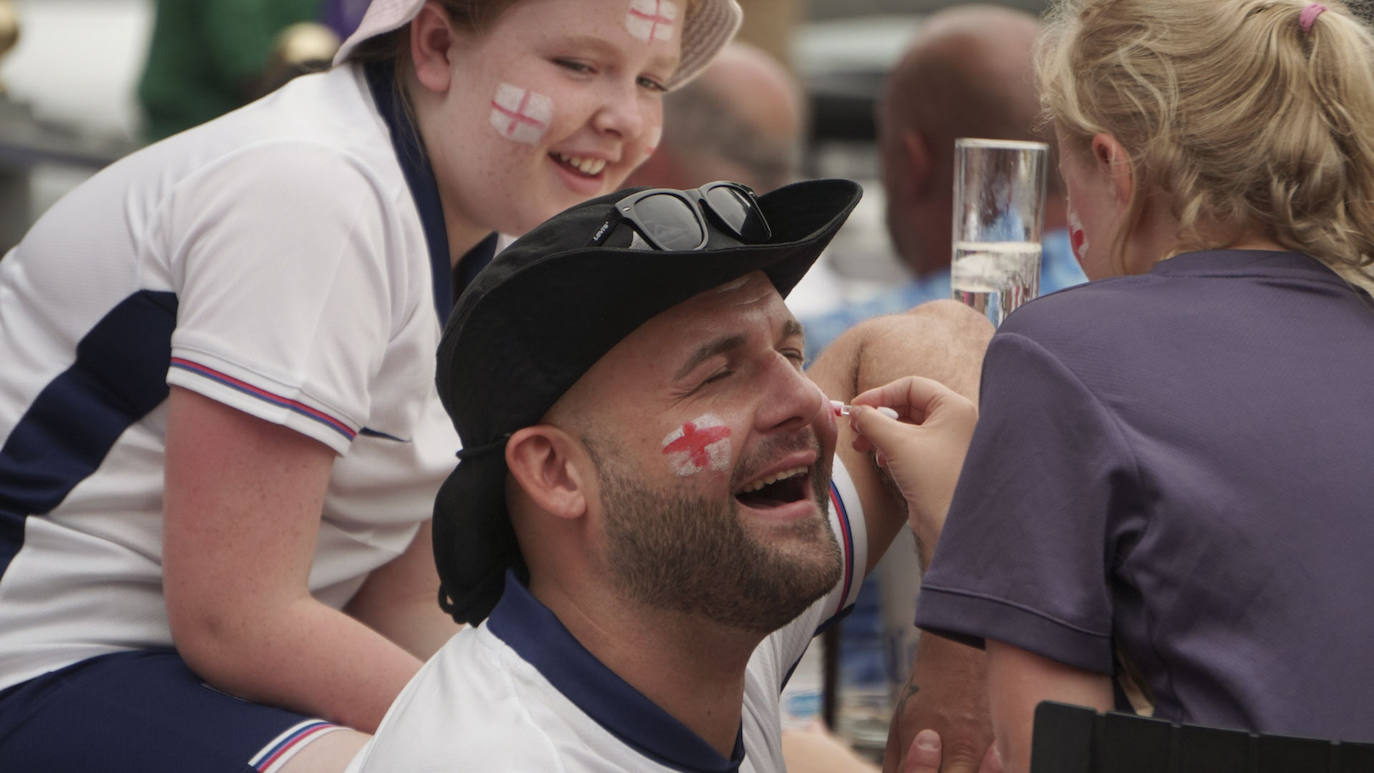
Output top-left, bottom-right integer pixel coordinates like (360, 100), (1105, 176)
(893, 678), (921, 721)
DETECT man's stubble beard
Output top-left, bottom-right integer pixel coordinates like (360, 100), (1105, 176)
(586, 434), (843, 635)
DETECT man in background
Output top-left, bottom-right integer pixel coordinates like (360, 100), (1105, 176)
(800, 5), (1086, 360)
(625, 40), (858, 339)
(626, 40), (804, 195)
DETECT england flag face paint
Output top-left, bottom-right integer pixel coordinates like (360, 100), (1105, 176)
(626, 0), (679, 43)
(661, 414), (732, 477)
(490, 83), (553, 145)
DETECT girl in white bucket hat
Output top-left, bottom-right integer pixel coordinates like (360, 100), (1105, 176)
(335, 0), (742, 246)
(0, 1), (738, 771)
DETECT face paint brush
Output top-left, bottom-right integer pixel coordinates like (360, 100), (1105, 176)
(830, 399), (899, 420)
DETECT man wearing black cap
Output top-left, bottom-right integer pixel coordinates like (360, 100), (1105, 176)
(346, 179), (993, 772)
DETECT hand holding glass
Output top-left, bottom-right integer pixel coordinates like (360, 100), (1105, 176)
(950, 138), (1048, 326)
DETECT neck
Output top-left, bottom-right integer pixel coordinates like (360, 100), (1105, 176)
(1139, 207), (1287, 270)
(400, 72), (490, 269)
(532, 576), (762, 758)
(445, 210), (489, 269)
(1223, 235), (1287, 252)
(1044, 193), (1068, 233)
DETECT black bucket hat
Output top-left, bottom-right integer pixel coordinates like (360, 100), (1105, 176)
(433, 177), (863, 624)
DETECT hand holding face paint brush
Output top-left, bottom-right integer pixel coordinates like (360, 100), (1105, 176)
(842, 377), (978, 563)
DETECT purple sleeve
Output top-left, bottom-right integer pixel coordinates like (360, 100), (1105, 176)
(914, 331), (1138, 675)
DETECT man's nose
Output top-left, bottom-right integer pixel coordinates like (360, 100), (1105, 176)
(755, 354), (825, 432)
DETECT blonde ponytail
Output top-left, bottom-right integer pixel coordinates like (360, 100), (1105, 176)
(1038, 0), (1374, 296)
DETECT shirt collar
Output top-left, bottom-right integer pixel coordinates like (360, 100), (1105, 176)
(1150, 249), (1342, 282)
(487, 571), (746, 772)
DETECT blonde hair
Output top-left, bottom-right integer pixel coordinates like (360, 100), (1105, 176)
(1038, 0), (1374, 295)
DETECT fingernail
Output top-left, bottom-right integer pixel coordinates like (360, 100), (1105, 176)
(916, 729), (940, 751)
(876, 406), (899, 420)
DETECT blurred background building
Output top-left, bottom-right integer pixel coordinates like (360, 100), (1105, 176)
(0, 0), (1051, 253)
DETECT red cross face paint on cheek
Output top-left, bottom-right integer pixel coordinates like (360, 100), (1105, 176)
(1068, 207), (1089, 267)
(490, 83), (553, 145)
(626, 0), (679, 43)
(661, 414), (732, 476)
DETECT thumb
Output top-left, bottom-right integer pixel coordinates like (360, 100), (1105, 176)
(902, 729), (942, 773)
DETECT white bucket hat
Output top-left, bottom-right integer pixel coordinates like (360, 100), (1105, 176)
(333, 0), (742, 90)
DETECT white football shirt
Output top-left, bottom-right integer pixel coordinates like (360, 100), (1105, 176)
(348, 458), (868, 772)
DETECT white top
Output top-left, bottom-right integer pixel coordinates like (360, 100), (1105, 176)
(348, 458), (868, 772)
(0, 63), (465, 691)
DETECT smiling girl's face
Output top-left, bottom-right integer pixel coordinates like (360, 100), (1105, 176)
(420, 0), (683, 245)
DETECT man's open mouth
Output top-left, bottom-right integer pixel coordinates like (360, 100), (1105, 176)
(734, 467), (810, 509)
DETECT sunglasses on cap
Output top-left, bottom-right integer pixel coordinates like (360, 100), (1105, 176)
(591, 181), (773, 251)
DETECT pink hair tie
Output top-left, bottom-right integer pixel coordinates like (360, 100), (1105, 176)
(1300, 3), (1327, 33)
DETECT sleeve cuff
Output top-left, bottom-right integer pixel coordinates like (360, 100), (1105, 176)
(825, 454), (867, 619)
(167, 355), (358, 455)
(914, 584), (1116, 674)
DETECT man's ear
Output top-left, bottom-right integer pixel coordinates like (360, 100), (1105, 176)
(505, 426), (589, 521)
(878, 126), (929, 218)
(878, 126), (935, 274)
(409, 0), (458, 94)
(898, 128), (932, 199)
(1091, 132), (1133, 207)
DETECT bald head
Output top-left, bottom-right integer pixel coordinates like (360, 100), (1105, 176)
(884, 6), (1045, 155)
(626, 42), (804, 193)
(695, 42), (805, 154)
(878, 5), (1061, 276)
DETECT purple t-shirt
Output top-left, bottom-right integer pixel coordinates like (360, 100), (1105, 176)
(915, 250), (1374, 739)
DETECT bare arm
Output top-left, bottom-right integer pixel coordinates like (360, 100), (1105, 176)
(985, 641), (1113, 773)
(781, 725), (880, 773)
(163, 386), (427, 732)
(846, 375), (995, 773)
(807, 299), (994, 570)
(345, 520), (463, 659)
(806, 301), (996, 772)
(883, 633), (995, 773)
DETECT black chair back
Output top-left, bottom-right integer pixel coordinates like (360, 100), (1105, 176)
(1030, 701), (1374, 773)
